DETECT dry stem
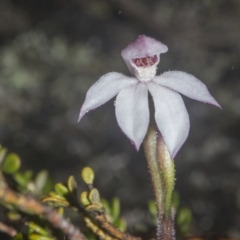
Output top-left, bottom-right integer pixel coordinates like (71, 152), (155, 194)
(93, 214), (141, 240)
(0, 187), (86, 240)
(0, 222), (17, 237)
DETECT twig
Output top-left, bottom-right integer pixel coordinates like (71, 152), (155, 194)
(0, 187), (87, 240)
(0, 222), (17, 237)
(84, 217), (118, 240)
(93, 214), (141, 240)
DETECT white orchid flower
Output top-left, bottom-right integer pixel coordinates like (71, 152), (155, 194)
(78, 35), (220, 158)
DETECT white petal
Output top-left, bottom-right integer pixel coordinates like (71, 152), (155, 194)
(153, 71), (221, 108)
(78, 72), (138, 121)
(147, 82), (190, 158)
(115, 83), (149, 150)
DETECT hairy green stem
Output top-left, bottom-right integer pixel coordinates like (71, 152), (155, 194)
(143, 125), (164, 216)
(157, 132), (175, 217)
(143, 125), (175, 240)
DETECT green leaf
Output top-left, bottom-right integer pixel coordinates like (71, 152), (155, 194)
(177, 207), (192, 234)
(85, 203), (104, 213)
(111, 197), (120, 221)
(88, 188), (101, 205)
(41, 177), (53, 196)
(12, 233), (25, 240)
(115, 218), (127, 232)
(13, 172), (29, 187)
(35, 170), (48, 193)
(22, 170), (33, 182)
(81, 167), (95, 185)
(42, 196), (70, 207)
(49, 191), (66, 199)
(3, 203), (15, 211)
(55, 183), (69, 196)
(0, 145), (7, 164)
(28, 222), (49, 236)
(7, 211), (21, 221)
(67, 175), (78, 198)
(57, 207), (64, 216)
(2, 153), (21, 174)
(148, 200), (157, 218)
(28, 233), (54, 240)
(101, 198), (111, 215)
(80, 191), (91, 206)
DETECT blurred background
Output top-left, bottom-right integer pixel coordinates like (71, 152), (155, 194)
(0, 0), (240, 238)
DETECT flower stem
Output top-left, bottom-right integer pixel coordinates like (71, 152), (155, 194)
(143, 125), (164, 212)
(143, 125), (175, 240)
(157, 132), (175, 217)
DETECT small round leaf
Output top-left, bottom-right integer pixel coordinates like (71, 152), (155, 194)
(81, 167), (94, 185)
(67, 176), (78, 193)
(35, 170), (48, 193)
(80, 191), (91, 206)
(89, 188), (101, 204)
(2, 153), (21, 174)
(54, 183), (69, 196)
